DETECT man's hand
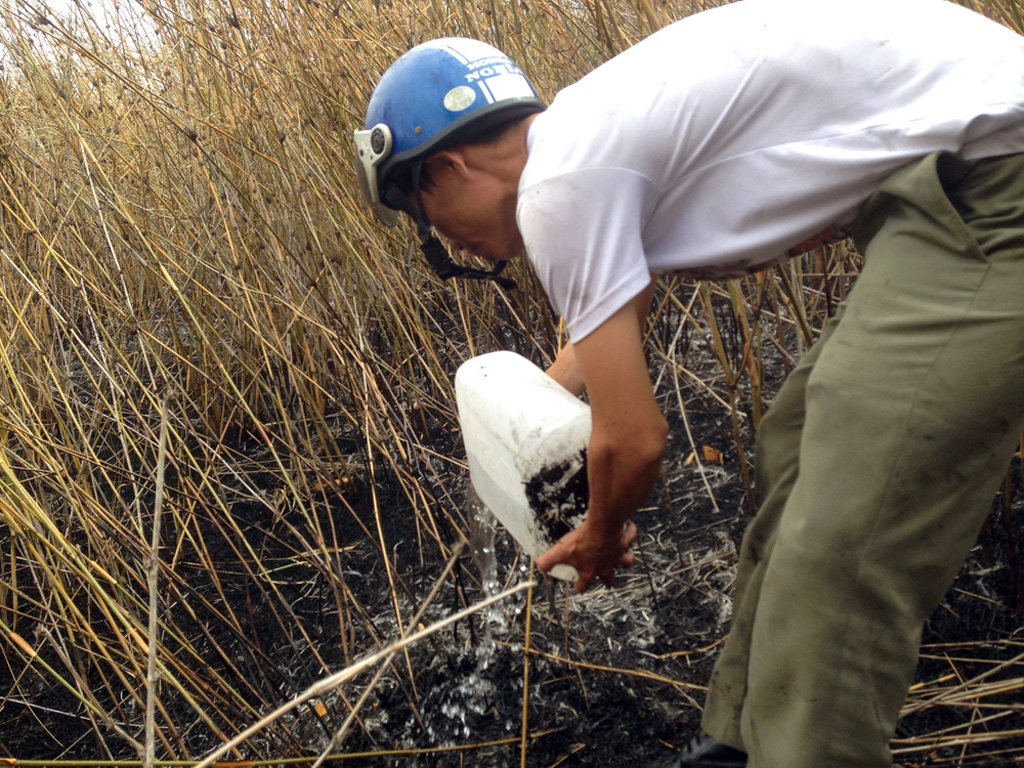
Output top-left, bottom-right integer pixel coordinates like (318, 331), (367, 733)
(537, 518), (638, 593)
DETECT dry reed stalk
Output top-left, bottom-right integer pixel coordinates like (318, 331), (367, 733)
(144, 392), (173, 768)
(0, 0), (1019, 763)
(191, 580), (536, 768)
(520, 562), (535, 768)
(309, 541), (466, 768)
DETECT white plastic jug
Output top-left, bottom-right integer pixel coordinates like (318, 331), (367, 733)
(455, 350), (591, 581)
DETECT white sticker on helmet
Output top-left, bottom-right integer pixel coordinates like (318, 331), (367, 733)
(443, 85), (477, 112)
(477, 73), (534, 104)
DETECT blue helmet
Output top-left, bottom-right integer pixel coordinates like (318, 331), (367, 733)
(354, 38), (545, 227)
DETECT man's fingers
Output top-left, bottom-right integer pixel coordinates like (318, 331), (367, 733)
(537, 540), (568, 572)
(623, 521), (638, 546)
(538, 522), (639, 588)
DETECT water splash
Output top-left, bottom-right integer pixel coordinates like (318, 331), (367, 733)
(466, 483), (505, 647)
(467, 485), (499, 594)
(403, 487), (531, 747)
(412, 485), (508, 739)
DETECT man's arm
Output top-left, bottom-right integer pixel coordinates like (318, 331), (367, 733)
(545, 278), (658, 396)
(545, 341), (586, 396)
(536, 282), (668, 593)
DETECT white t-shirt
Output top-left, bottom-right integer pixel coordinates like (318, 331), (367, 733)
(518, 0), (1024, 341)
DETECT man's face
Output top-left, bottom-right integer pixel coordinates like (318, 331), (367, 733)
(415, 153), (524, 262)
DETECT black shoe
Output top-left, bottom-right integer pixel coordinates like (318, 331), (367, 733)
(662, 730), (747, 767)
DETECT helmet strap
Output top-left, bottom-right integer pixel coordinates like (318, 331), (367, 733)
(380, 163), (517, 291)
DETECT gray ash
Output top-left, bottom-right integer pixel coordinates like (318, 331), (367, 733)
(523, 449), (589, 543)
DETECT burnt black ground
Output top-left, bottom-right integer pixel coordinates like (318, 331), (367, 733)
(353, 379), (1023, 768)
(2, 282), (1023, 767)
(313, 327), (1024, 768)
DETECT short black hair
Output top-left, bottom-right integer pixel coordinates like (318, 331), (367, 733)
(387, 116), (521, 199)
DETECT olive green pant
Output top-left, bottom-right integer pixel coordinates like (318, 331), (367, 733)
(701, 151), (1024, 768)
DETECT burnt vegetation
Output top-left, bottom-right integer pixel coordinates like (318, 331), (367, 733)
(0, 1), (1021, 766)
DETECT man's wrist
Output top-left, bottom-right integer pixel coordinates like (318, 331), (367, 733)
(583, 510), (629, 538)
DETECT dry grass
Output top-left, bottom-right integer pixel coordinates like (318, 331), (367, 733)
(0, 0), (1020, 765)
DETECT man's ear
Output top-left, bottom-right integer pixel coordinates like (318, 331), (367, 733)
(425, 148), (471, 180)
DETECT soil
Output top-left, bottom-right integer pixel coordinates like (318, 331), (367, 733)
(524, 450), (589, 544)
(2, 293), (1023, 767)
(292, 335), (1023, 768)
(344, 328), (1024, 768)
